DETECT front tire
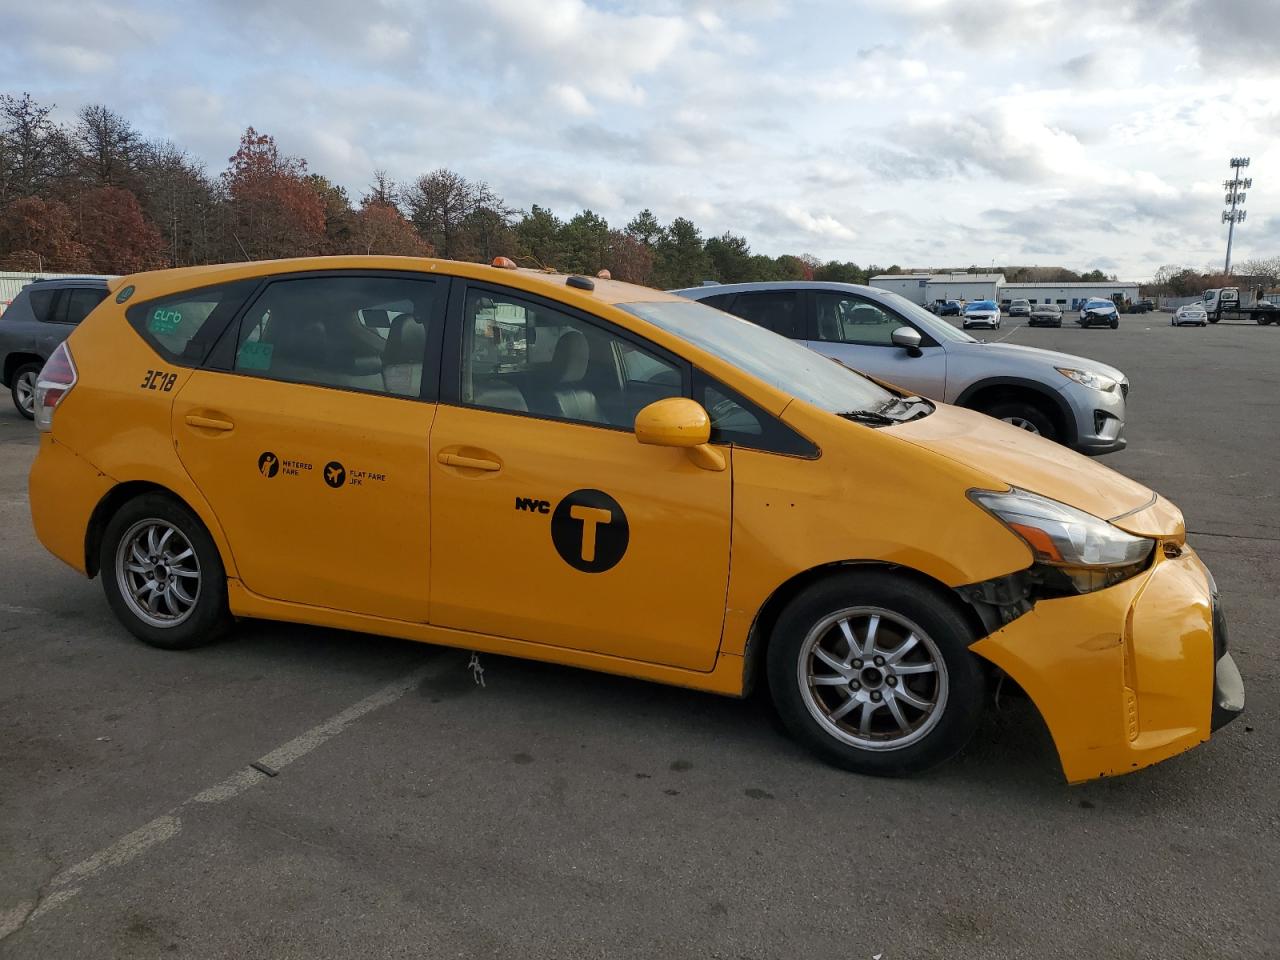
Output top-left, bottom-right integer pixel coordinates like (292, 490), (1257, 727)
(766, 571), (986, 776)
(100, 493), (233, 650)
(10, 361), (41, 419)
(1110, 318), (1119, 329)
(980, 398), (1056, 440)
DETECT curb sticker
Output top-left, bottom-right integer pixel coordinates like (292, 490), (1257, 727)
(550, 489), (628, 573)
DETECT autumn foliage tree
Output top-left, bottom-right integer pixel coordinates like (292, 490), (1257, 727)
(349, 201), (433, 257)
(0, 196), (90, 271)
(77, 186), (166, 273)
(220, 127), (325, 260)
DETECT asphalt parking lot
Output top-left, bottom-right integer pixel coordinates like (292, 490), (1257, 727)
(1, 312), (1277, 959)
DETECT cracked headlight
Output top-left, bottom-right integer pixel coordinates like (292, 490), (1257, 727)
(1056, 366), (1118, 393)
(971, 487), (1153, 593)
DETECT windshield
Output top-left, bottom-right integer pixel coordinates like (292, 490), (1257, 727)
(875, 291), (977, 342)
(1034, 303), (1060, 311)
(621, 299), (896, 414)
(965, 300), (998, 311)
(1085, 298), (1113, 308)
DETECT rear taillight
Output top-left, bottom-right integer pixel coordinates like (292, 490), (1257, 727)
(34, 342), (77, 432)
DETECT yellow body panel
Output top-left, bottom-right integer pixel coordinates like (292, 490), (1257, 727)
(428, 404), (731, 671)
(29, 256), (1232, 784)
(171, 372), (436, 621)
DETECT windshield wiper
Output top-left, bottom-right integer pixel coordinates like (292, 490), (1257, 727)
(837, 408), (897, 426)
(879, 395), (934, 421)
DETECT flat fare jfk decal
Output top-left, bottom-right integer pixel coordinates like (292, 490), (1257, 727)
(256, 452), (387, 488)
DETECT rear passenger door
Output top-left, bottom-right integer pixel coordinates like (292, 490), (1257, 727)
(171, 272), (443, 622)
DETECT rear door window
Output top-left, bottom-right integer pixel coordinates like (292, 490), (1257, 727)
(233, 275), (441, 399)
(61, 287), (108, 325)
(725, 292), (804, 339)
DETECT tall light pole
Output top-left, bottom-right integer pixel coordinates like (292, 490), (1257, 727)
(1223, 157), (1250, 275)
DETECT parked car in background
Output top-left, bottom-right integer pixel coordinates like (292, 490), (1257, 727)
(673, 281), (1129, 454)
(1007, 299), (1031, 317)
(1127, 299), (1156, 314)
(1028, 303), (1063, 327)
(1078, 298), (1120, 329)
(936, 300), (961, 316)
(1, 277), (109, 418)
(961, 300), (1001, 330)
(1172, 303), (1209, 327)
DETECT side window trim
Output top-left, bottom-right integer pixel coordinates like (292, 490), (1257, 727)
(694, 369), (819, 459)
(441, 279), (692, 432)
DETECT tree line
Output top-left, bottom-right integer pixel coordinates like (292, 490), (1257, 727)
(6, 91), (1273, 290)
(0, 91), (888, 287)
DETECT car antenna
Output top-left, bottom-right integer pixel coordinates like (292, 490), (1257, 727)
(232, 233), (252, 262)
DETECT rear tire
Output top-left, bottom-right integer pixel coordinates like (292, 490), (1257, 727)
(10, 361), (40, 420)
(100, 493), (233, 650)
(766, 571), (986, 777)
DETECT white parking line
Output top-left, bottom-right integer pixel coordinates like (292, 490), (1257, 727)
(0, 658), (440, 940)
(989, 323), (1024, 343)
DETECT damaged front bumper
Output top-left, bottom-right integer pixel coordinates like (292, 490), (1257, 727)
(970, 544), (1243, 784)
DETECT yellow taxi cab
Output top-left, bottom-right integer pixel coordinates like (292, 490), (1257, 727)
(27, 256), (1244, 782)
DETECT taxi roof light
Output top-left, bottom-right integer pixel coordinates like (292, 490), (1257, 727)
(491, 256), (517, 269)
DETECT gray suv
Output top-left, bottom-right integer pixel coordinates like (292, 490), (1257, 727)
(1, 278), (109, 418)
(673, 281), (1128, 455)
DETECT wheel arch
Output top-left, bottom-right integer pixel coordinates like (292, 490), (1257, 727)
(953, 377), (1077, 447)
(3, 351), (45, 388)
(85, 480), (235, 580)
(740, 560), (991, 697)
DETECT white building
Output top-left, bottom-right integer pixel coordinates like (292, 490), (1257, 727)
(866, 273), (933, 305)
(997, 281), (1141, 310)
(868, 272), (1143, 310)
(924, 273), (1005, 305)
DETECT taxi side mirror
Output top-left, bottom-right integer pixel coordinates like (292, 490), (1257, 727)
(891, 326), (923, 357)
(634, 397), (725, 472)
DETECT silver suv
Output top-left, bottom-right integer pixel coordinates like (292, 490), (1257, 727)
(1, 278), (109, 418)
(673, 281), (1128, 455)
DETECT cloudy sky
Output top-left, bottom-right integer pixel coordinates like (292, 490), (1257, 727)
(2, 0), (1277, 279)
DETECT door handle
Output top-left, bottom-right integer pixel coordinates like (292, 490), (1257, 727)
(185, 415), (234, 432)
(437, 452), (501, 472)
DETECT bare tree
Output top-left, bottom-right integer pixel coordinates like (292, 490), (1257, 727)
(74, 104), (143, 187)
(0, 93), (68, 203)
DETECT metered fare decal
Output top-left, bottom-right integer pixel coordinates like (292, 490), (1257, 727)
(257, 452), (387, 488)
(516, 488), (629, 573)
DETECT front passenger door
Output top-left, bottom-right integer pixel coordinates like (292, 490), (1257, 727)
(428, 284), (731, 672)
(804, 292), (947, 399)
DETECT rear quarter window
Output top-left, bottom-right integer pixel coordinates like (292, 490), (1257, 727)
(126, 280), (258, 366)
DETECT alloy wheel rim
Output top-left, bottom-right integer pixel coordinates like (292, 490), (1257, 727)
(15, 371), (36, 414)
(797, 607), (949, 751)
(1001, 416), (1041, 434)
(115, 519), (201, 628)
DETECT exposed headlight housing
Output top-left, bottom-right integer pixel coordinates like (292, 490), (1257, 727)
(1056, 366), (1118, 393)
(970, 487), (1153, 593)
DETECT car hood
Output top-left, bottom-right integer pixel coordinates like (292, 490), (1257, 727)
(951, 341), (1125, 381)
(887, 404), (1177, 535)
